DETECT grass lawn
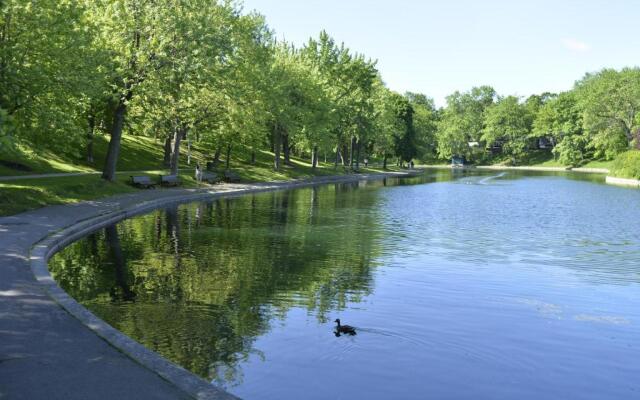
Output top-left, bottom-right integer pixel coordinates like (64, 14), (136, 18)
(0, 175), (139, 216)
(609, 150), (640, 179)
(579, 159), (614, 169)
(488, 150), (564, 167)
(0, 135), (209, 176)
(0, 136), (397, 216)
(527, 158), (566, 168)
(487, 150), (613, 170)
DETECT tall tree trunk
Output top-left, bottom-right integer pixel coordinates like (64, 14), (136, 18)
(622, 124), (633, 143)
(86, 114), (95, 163)
(163, 136), (172, 167)
(283, 133), (291, 165)
(212, 146), (221, 168)
(250, 149), (256, 165)
(383, 153), (388, 170)
(349, 136), (356, 169)
(341, 144), (348, 166)
(187, 138), (191, 165)
(312, 145), (319, 169)
(273, 124), (281, 170)
(225, 143), (232, 170)
(102, 99), (127, 181)
(102, 85), (134, 181)
(170, 125), (186, 175)
(334, 148), (340, 169)
(355, 139), (361, 170)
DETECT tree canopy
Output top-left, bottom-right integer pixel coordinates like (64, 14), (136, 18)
(1, 1), (639, 173)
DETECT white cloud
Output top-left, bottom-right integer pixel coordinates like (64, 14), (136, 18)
(562, 38), (591, 52)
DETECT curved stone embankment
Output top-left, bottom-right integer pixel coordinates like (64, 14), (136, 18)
(605, 175), (640, 188)
(0, 171), (418, 400)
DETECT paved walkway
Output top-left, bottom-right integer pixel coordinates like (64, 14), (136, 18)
(0, 188), (225, 400)
(0, 172), (415, 399)
(0, 169), (194, 182)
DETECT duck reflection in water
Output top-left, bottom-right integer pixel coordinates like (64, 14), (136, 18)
(334, 319), (356, 336)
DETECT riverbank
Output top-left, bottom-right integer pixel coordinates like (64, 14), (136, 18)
(421, 163), (640, 189)
(1, 135), (409, 217)
(0, 164), (404, 217)
(421, 164), (610, 174)
(605, 176), (640, 188)
(0, 170), (419, 400)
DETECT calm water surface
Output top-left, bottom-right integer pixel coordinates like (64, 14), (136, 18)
(50, 171), (640, 399)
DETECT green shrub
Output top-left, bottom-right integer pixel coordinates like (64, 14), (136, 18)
(610, 150), (640, 179)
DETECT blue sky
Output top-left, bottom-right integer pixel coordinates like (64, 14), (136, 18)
(241, 0), (640, 106)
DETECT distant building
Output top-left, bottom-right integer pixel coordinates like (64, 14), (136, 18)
(537, 137), (553, 149)
(451, 156), (465, 167)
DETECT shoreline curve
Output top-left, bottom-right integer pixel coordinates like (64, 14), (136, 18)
(26, 171), (420, 400)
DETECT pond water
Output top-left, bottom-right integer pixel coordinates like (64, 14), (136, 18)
(49, 170), (640, 399)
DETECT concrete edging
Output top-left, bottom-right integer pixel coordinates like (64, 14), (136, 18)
(27, 171), (418, 400)
(605, 175), (640, 188)
(475, 165), (570, 172)
(571, 167), (610, 174)
(422, 165), (610, 174)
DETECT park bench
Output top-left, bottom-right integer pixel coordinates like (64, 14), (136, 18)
(201, 171), (221, 184)
(223, 170), (241, 182)
(160, 175), (181, 187)
(130, 175), (156, 189)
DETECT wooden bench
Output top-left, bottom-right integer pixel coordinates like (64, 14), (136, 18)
(160, 175), (181, 187)
(201, 171), (221, 184)
(223, 170), (241, 182)
(130, 175), (156, 189)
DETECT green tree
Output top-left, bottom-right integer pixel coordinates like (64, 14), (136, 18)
(140, 0), (247, 175)
(0, 0), (103, 153)
(88, 0), (167, 181)
(553, 135), (589, 166)
(436, 86), (496, 161)
(576, 68), (640, 159)
(532, 91), (585, 165)
(369, 81), (396, 169)
(481, 96), (530, 164)
(390, 93), (417, 165)
(302, 32), (378, 169)
(264, 43), (319, 170)
(406, 92), (438, 161)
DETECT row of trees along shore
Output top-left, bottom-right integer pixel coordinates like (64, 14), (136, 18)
(437, 70), (640, 166)
(1, 1), (639, 180)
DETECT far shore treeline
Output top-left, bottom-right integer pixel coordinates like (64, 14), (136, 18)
(1, 0), (639, 180)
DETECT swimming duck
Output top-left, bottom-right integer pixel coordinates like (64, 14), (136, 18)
(334, 319), (356, 335)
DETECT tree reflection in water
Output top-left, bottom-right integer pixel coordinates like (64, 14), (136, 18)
(49, 181), (389, 386)
(48, 170), (640, 399)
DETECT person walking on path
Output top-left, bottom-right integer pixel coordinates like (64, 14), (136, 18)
(195, 163), (203, 183)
